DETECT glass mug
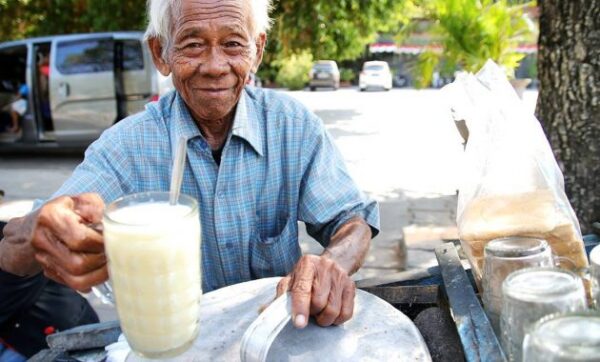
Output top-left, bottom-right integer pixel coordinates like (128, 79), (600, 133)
(500, 267), (587, 362)
(95, 192), (202, 359)
(589, 245), (600, 309)
(522, 311), (600, 362)
(482, 237), (554, 336)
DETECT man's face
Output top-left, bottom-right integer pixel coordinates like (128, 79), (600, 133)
(158, 0), (264, 122)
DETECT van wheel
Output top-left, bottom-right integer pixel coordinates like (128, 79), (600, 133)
(310, 86), (316, 91)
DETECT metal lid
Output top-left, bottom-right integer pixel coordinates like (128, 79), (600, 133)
(485, 237), (548, 258)
(502, 267), (584, 302)
(121, 277), (431, 362)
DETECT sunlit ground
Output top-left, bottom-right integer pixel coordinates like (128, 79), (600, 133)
(284, 87), (538, 203)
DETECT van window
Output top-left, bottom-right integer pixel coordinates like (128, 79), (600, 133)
(122, 40), (144, 71)
(56, 39), (113, 74)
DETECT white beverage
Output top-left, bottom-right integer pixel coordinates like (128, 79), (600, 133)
(104, 197), (201, 358)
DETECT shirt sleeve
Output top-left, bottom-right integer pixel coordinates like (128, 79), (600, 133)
(297, 116), (380, 247)
(34, 127), (133, 209)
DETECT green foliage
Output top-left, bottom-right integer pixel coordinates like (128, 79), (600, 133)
(413, 0), (536, 87)
(414, 50), (438, 88)
(340, 68), (356, 83)
(274, 51), (313, 90)
(0, 0), (146, 41)
(270, 1), (409, 62)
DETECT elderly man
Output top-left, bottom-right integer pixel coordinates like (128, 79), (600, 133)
(0, 0), (379, 351)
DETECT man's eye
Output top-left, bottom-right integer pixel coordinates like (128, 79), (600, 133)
(225, 41), (242, 48)
(185, 43), (202, 49)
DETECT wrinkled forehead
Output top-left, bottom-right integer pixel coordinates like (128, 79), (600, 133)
(173, 0), (253, 35)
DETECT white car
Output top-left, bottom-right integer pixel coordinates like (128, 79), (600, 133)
(359, 61), (393, 91)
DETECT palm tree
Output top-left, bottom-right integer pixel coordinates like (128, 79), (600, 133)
(414, 0), (536, 87)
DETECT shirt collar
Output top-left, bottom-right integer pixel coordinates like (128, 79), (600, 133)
(169, 89), (264, 157)
(231, 89), (264, 157)
(165, 91), (203, 160)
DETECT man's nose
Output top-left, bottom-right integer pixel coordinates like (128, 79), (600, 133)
(200, 47), (229, 78)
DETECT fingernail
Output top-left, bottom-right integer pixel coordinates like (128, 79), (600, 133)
(294, 314), (307, 328)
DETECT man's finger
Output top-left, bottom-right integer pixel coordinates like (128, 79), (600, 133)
(316, 277), (344, 327)
(276, 276), (291, 297)
(54, 213), (104, 253)
(36, 252), (66, 285)
(43, 268), (66, 285)
(61, 265), (109, 293)
(34, 228), (106, 275)
(310, 267), (331, 315)
(290, 259), (315, 329)
(36, 200), (104, 253)
(73, 193), (105, 224)
(65, 226), (104, 253)
(43, 254), (109, 292)
(334, 281), (356, 325)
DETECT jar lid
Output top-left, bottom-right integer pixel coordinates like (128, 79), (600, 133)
(527, 311), (600, 357)
(502, 267), (584, 302)
(485, 237), (548, 258)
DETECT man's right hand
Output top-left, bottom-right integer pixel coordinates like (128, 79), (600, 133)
(0, 193), (108, 292)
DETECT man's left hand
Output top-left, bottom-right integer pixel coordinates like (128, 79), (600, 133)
(276, 255), (355, 328)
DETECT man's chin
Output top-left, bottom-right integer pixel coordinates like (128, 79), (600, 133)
(189, 104), (235, 123)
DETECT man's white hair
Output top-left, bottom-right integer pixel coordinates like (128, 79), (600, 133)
(144, 0), (272, 57)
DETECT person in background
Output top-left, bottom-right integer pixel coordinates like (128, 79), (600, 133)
(37, 54), (52, 126)
(0, 84), (28, 134)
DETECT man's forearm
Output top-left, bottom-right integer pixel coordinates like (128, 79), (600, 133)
(321, 216), (372, 275)
(0, 215), (42, 276)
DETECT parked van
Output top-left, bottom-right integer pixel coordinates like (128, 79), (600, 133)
(0, 32), (171, 149)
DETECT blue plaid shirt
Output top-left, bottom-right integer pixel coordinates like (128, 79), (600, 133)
(49, 88), (380, 292)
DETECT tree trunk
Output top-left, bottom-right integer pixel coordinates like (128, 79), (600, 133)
(536, 0), (600, 234)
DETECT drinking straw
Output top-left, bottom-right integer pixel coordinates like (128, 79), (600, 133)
(169, 136), (187, 205)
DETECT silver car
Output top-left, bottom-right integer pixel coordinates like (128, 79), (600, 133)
(0, 32), (167, 150)
(309, 60), (340, 91)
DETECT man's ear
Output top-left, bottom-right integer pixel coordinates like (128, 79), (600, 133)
(148, 37), (171, 76)
(252, 33), (267, 73)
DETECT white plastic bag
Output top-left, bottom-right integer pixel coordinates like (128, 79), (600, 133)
(443, 60), (588, 282)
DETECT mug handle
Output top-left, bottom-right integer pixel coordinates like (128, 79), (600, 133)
(553, 255), (578, 271)
(554, 254), (600, 308)
(92, 281), (115, 305)
(84, 222), (114, 305)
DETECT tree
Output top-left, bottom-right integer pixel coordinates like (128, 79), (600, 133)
(536, 0), (600, 233)
(270, 0), (407, 61)
(413, 0), (536, 87)
(256, 0), (415, 83)
(0, 0), (28, 41)
(0, 0), (146, 41)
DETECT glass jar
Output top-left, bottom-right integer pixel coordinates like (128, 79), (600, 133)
(501, 267), (587, 362)
(590, 245), (600, 309)
(523, 311), (600, 361)
(482, 237), (554, 335)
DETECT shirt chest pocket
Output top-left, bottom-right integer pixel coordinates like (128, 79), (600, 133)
(249, 217), (301, 279)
